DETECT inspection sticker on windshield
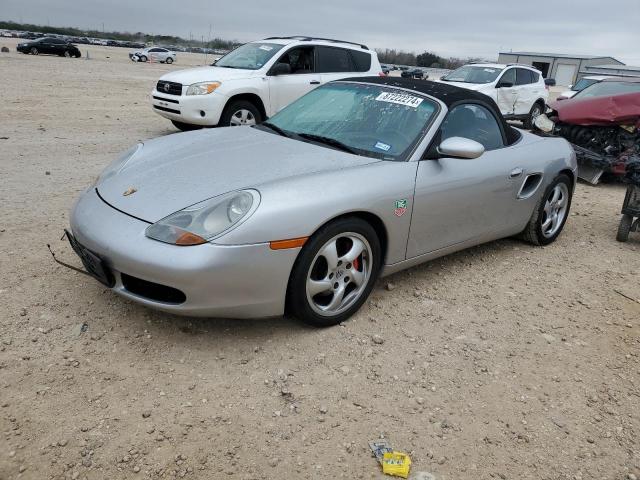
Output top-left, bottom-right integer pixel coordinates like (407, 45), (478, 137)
(374, 141), (391, 151)
(259, 45), (273, 51)
(375, 92), (423, 108)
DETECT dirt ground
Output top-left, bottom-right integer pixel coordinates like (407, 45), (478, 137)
(1, 39), (639, 480)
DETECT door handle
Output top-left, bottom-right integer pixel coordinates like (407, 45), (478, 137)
(309, 80), (321, 85)
(510, 168), (524, 178)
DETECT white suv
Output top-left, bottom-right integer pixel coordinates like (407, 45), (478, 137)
(439, 63), (548, 128)
(151, 36), (382, 130)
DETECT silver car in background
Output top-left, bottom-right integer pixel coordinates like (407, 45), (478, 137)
(129, 47), (176, 64)
(65, 78), (576, 327)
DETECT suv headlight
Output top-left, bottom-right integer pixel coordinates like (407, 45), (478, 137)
(145, 189), (259, 246)
(96, 143), (142, 185)
(186, 81), (221, 95)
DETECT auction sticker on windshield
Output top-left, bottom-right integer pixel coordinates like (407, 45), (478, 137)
(376, 92), (424, 108)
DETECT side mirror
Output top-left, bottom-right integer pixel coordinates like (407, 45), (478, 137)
(437, 137), (485, 159)
(270, 63), (292, 76)
(544, 78), (556, 87)
(496, 81), (514, 88)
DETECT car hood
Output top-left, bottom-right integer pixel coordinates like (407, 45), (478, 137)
(549, 92), (640, 127)
(158, 66), (261, 85)
(97, 127), (378, 223)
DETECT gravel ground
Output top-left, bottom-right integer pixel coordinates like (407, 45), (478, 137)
(1, 40), (639, 480)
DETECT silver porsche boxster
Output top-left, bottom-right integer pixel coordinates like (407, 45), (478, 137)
(66, 77), (577, 326)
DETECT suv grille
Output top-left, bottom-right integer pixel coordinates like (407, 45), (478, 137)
(156, 80), (182, 96)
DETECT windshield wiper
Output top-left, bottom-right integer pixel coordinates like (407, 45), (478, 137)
(260, 122), (290, 137)
(297, 133), (359, 154)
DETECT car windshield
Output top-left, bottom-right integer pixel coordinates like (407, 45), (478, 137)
(573, 81), (640, 99)
(442, 65), (502, 84)
(261, 82), (438, 160)
(215, 42), (284, 70)
(571, 78), (598, 91)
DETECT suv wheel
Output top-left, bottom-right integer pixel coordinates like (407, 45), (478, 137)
(219, 100), (262, 127)
(287, 217), (382, 327)
(524, 102), (544, 130)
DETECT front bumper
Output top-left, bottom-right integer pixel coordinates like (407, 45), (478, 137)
(68, 188), (299, 318)
(150, 89), (227, 126)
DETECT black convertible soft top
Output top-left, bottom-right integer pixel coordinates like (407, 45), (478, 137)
(344, 76), (521, 145)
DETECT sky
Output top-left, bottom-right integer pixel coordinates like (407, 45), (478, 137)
(4, 0), (640, 64)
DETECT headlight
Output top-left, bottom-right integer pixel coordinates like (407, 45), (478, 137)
(186, 81), (221, 95)
(95, 143), (142, 185)
(145, 190), (259, 246)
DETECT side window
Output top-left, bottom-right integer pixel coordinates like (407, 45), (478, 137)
(316, 46), (352, 73)
(440, 104), (504, 151)
(515, 68), (533, 85)
(275, 47), (315, 74)
(498, 68), (516, 86)
(531, 71), (540, 83)
(349, 50), (371, 72)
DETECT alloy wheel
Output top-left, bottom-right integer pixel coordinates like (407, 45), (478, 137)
(305, 232), (373, 316)
(229, 109), (256, 126)
(541, 183), (569, 238)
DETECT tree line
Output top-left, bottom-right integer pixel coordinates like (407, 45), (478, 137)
(376, 48), (484, 69)
(0, 20), (240, 50)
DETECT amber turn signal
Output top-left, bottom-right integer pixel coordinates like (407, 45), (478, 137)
(269, 237), (308, 250)
(175, 230), (207, 246)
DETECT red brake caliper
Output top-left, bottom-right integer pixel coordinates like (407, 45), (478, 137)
(352, 257), (360, 271)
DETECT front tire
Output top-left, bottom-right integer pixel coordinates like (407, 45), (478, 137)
(30, 47), (39, 55)
(617, 214), (633, 242)
(165, 57), (173, 64)
(524, 102), (544, 130)
(286, 217), (382, 327)
(521, 174), (573, 246)
(139, 55), (148, 62)
(171, 120), (202, 132)
(64, 50), (71, 58)
(219, 100), (262, 127)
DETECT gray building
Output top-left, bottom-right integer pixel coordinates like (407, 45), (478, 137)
(497, 51), (624, 86)
(580, 63), (640, 78)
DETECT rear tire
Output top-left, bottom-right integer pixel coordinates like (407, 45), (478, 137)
(30, 47), (38, 55)
(171, 120), (202, 132)
(64, 50), (71, 58)
(219, 100), (262, 127)
(521, 174), (573, 246)
(524, 102), (544, 130)
(286, 217), (382, 327)
(617, 214), (633, 242)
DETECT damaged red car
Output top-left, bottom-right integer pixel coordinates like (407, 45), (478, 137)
(534, 78), (640, 184)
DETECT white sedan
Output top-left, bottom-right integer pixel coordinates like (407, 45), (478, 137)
(129, 47), (176, 64)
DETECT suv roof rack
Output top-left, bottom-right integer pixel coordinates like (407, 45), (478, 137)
(263, 36), (369, 50)
(506, 63), (541, 71)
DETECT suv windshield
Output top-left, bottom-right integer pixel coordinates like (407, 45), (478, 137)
(215, 42), (284, 70)
(574, 81), (640, 99)
(442, 65), (502, 84)
(261, 82), (438, 160)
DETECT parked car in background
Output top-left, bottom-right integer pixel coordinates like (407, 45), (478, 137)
(401, 68), (426, 79)
(129, 47), (176, 64)
(151, 36), (383, 131)
(439, 63), (548, 129)
(68, 77), (576, 326)
(16, 37), (81, 57)
(557, 75), (620, 100)
(381, 64), (391, 75)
